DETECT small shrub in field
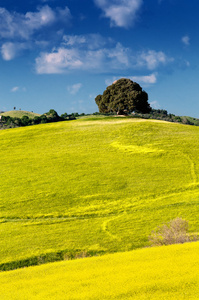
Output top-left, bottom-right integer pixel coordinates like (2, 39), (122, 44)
(149, 218), (199, 246)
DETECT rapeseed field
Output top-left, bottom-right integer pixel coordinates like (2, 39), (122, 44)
(0, 117), (199, 267)
(0, 241), (199, 299)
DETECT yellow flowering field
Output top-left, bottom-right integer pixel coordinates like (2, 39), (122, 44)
(0, 116), (199, 268)
(0, 241), (199, 299)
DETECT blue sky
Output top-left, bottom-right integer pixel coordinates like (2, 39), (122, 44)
(0, 0), (199, 117)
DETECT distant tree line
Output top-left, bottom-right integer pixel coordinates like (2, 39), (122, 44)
(136, 109), (199, 125)
(0, 109), (86, 130)
(1, 108), (199, 130)
(93, 109), (199, 126)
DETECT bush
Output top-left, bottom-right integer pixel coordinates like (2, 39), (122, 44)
(149, 217), (199, 246)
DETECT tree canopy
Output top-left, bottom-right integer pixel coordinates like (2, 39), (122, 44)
(95, 78), (151, 115)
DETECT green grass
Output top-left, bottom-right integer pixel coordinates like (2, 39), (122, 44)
(0, 117), (199, 267)
(1, 110), (41, 118)
(0, 241), (199, 299)
(185, 116), (199, 126)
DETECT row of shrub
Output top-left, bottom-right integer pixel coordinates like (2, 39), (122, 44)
(0, 110), (86, 129)
(136, 109), (199, 125)
(93, 109), (199, 126)
(1, 108), (199, 130)
(0, 249), (105, 272)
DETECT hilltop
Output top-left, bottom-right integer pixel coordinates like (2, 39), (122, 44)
(1, 110), (41, 119)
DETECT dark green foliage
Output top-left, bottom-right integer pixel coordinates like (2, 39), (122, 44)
(60, 112), (68, 119)
(21, 116), (32, 126)
(95, 78), (151, 114)
(33, 116), (42, 124)
(0, 109), (78, 129)
(42, 109), (61, 122)
(32, 109), (62, 124)
(61, 112), (78, 120)
(0, 249), (105, 271)
(136, 109), (196, 125)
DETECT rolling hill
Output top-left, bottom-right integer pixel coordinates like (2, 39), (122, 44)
(0, 116), (199, 269)
(1, 110), (41, 119)
(0, 241), (199, 299)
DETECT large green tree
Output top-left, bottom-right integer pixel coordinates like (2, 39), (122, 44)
(95, 78), (151, 115)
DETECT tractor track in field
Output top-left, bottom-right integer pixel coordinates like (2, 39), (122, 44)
(182, 152), (198, 184)
(101, 212), (127, 240)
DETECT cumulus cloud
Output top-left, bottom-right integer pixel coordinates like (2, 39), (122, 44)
(1, 43), (16, 60)
(35, 34), (173, 74)
(108, 42), (129, 67)
(25, 5), (56, 30)
(137, 50), (173, 70)
(62, 34), (108, 50)
(67, 83), (83, 95)
(0, 5), (72, 60)
(36, 48), (83, 74)
(105, 73), (157, 86)
(1, 42), (29, 60)
(0, 5), (71, 40)
(35, 35), (131, 74)
(94, 0), (143, 28)
(130, 73), (157, 84)
(182, 35), (190, 46)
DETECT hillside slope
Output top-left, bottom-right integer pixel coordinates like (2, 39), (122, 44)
(0, 117), (199, 267)
(1, 110), (40, 119)
(0, 241), (199, 299)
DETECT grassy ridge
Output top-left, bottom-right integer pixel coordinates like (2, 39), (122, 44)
(1, 110), (40, 119)
(0, 117), (199, 266)
(0, 242), (199, 299)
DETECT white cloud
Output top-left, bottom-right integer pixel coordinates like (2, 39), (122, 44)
(0, 5), (71, 40)
(62, 34), (108, 50)
(130, 73), (157, 84)
(182, 35), (190, 46)
(1, 43), (16, 60)
(10, 86), (26, 92)
(67, 83), (83, 95)
(0, 5), (72, 60)
(105, 73), (157, 86)
(35, 36), (131, 74)
(108, 42), (129, 67)
(63, 35), (86, 47)
(25, 5), (56, 30)
(35, 34), (174, 74)
(11, 86), (19, 92)
(137, 50), (173, 70)
(35, 46), (130, 74)
(94, 0), (143, 28)
(1, 42), (29, 60)
(150, 100), (161, 109)
(36, 48), (83, 74)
